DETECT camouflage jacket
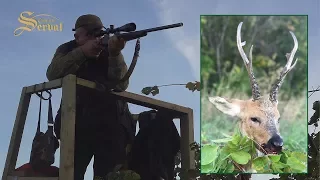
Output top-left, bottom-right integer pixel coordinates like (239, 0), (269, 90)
(46, 40), (129, 91)
(47, 40), (136, 142)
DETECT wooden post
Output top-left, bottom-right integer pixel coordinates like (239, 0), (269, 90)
(180, 110), (195, 179)
(59, 75), (77, 180)
(2, 87), (31, 180)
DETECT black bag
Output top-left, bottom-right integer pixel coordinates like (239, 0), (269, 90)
(29, 90), (59, 170)
(128, 110), (180, 180)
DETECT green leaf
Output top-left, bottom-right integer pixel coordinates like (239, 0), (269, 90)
(239, 145), (251, 152)
(230, 151), (251, 165)
(185, 81), (201, 92)
(272, 161), (287, 169)
(226, 141), (238, 151)
(218, 158), (228, 171)
(195, 81), (201, 91)
(225, 163), (235, 173)
(201, 144), (219, 165)
(271, 163), (283, 173)
(201, 163), (214, 173)
(283, 167), (292, 173)
(141, 86), (159, 96)
(239, 136), (249, 146)
(268, 154), (282, 162)
(271, 161), (288, 173)
(151, 86), (159, 96)
(279, 151), (289, 163)
(252, 156), (270, 172)
(231, 134), (241, 144)
(290, 152), (307, 162)
(286, 157), (307, 172)
(212, 147), (230, 173)
(219, 147), (231, 160)
(282, 150), (291, 156)
(141, 86), (153, 95)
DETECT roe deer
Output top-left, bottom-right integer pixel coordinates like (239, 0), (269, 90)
(209, 22), (298, 156)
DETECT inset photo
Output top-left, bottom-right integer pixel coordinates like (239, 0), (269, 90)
(200, 15), (308, 174)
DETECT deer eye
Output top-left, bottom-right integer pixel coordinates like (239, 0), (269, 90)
(250, 117), (260, 123)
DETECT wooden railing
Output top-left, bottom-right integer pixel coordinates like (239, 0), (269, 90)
(2, 74), (195, 180)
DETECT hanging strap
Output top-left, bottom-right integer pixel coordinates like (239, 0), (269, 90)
(47, 94), (54, 133)
(34, 83), (53, 134)
(36, 91), (43, 134)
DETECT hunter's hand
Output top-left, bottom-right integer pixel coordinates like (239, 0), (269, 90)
(108, 35), (126, 57)
(80, 39), (103, 58)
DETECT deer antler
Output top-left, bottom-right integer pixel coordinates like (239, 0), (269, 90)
(269, 31), (298, 103)
(237, 22), (261, 100)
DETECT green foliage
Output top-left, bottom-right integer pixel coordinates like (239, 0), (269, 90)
(141, 86), (159, 96)
(93, 164), (141, 180)
(141, 81), (200, 96)
(200, 131), (307, 174)
(187, 100), (319, 180)
(186, 81), (201, 92)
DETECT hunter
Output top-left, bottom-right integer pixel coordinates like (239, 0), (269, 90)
(46, 14), (136, 180)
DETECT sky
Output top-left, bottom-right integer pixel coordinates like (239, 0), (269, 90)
(0, 0), (319, 180)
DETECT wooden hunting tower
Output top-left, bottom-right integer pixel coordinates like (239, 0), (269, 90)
(2, 74), (195, 180)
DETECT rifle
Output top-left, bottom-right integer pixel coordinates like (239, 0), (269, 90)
(93, 22), (183, 90)
(96, 22), (183, 46)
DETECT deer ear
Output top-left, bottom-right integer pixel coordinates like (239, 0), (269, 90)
(208, 96), (241, 117)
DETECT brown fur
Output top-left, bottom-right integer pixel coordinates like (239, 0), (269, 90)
(238, 96), (280, 145)
(209, 95), (280, 147)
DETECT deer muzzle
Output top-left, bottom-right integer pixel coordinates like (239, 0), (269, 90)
(262, 134), (283, 154)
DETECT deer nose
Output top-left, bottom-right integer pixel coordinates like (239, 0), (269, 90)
(269, 135), (283, 148)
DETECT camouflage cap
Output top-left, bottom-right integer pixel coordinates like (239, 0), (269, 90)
(72, 14), (103, 31)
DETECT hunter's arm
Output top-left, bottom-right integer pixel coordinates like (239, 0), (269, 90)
(107, 52), (129, 91)
(46, 44), (87, 81)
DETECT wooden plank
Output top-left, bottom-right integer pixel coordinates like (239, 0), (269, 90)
(76, 77), (191, 114)
(111, 91), (191, 114)
(59, 75), (76, 180)
(9, 171), (26, 177)
(7, 177), (58, 180)
(25, 78), (62, 94)
(2, 87), (31, 180)
(10, 171), (57, 177)
(179, 110), (195, 179)
(9, 171), (58, 179)
(23, 75), (190, 114)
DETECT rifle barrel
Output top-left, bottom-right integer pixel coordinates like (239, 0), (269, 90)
(104, 23), (184, 42)
(141, 23), (183, 33)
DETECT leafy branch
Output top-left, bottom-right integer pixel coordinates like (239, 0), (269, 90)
(94, 164), (141, 180)
(200, 131), (307, 174)
(141, 81), (200, 96)
(186, 100), (319, 180)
